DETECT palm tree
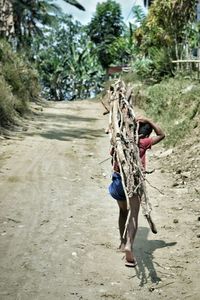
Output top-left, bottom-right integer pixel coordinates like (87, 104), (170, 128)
(0, 0), (85, 45)
(0, 0), (14, 38)
(12, 1), (62, 49)
(63, 0), (85, 11)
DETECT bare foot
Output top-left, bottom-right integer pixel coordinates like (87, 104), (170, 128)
(124, 246), (137, 267)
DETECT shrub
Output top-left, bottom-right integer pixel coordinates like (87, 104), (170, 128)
(0, 76), (16, 127)
(132, 57), (153, 79)
(0, 40), (40, 102)
(0, 39), (41, 128)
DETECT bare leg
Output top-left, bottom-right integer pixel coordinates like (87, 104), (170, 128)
(117, 200), (128, 251)
(124, 195), (140, 266)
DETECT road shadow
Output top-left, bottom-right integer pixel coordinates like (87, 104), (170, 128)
(24, 111), (103, 141)
(39, 127), (104, 141)
(133, 226), (177, 287)
(40, 112), (98, 122)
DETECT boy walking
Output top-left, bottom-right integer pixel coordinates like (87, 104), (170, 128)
(109, 116), (165, 267)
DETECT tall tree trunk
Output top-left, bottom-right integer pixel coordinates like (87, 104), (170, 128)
(0, 0), (14, 38)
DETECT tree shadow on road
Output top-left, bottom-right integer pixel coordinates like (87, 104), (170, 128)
(24, 111), (103, 141)
(24, 127), (104, 141)
(40, 112), (98, 122)
(39, 127), (104, 141)
(134, 226), (177, 287)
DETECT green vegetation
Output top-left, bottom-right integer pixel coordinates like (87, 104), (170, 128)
(133, 0), (197, 79)
(132, 77), (200, 146)
(0, 40), (40, 127)
(32, 15), (104, 100)
(88, 0), (124, 69)
(120, 0), (200, 147)
(0, 75), (16, 127)
(0, 0), (86, 127)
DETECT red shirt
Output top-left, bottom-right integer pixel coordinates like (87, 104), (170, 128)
(139, 137), (153, 170)
(111, 137), (153, 172)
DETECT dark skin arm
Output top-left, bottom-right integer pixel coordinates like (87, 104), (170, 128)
(136, 116), (165, 145)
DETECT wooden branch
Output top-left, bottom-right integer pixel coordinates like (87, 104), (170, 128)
(100, 99), (110, 115)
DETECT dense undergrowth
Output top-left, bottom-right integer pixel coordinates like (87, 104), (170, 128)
(0, 40), (40, 128)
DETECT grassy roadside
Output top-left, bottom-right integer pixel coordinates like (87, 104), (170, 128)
(123, 75), (200, 148)
(143, 78), (199, 147)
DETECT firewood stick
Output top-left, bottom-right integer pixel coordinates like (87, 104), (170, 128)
(100, 99), (109, 114)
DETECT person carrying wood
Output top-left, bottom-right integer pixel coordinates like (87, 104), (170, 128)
(109, 116), (165, 266)
(107, 83), (165, 267)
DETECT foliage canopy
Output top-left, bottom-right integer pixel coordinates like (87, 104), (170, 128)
(32, 15), (104, 100)
(88, 0), (124, 69)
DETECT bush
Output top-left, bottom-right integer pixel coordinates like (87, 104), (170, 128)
(0, 76), (16, 127)
(0, 40), (41, 128)
(132, 57), (153, 79)
(0, 41), (40, 101)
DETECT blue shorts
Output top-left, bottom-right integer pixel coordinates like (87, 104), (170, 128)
(108, 172), (126, 201)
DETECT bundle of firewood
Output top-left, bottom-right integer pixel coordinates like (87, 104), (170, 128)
(108, 79), (157, 234)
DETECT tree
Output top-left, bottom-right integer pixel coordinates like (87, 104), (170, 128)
(135, 0), (196, 56)
(132, 0), (197, 78)
(32, 15), (104, 100)
(88, 0), (124, 69)
(0, 0), (85, 47)
(64, 0), (85, 11)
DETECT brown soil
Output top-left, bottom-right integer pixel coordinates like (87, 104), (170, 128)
(0, 100), (199, 300)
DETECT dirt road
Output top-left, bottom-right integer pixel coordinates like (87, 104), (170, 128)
(0, 100), (199, 300)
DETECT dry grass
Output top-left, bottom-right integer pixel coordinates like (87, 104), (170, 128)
(0, 40), (41, 129)
(131, 77), (200, 147)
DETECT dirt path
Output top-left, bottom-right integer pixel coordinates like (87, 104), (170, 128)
(0, 100), (199, 300)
